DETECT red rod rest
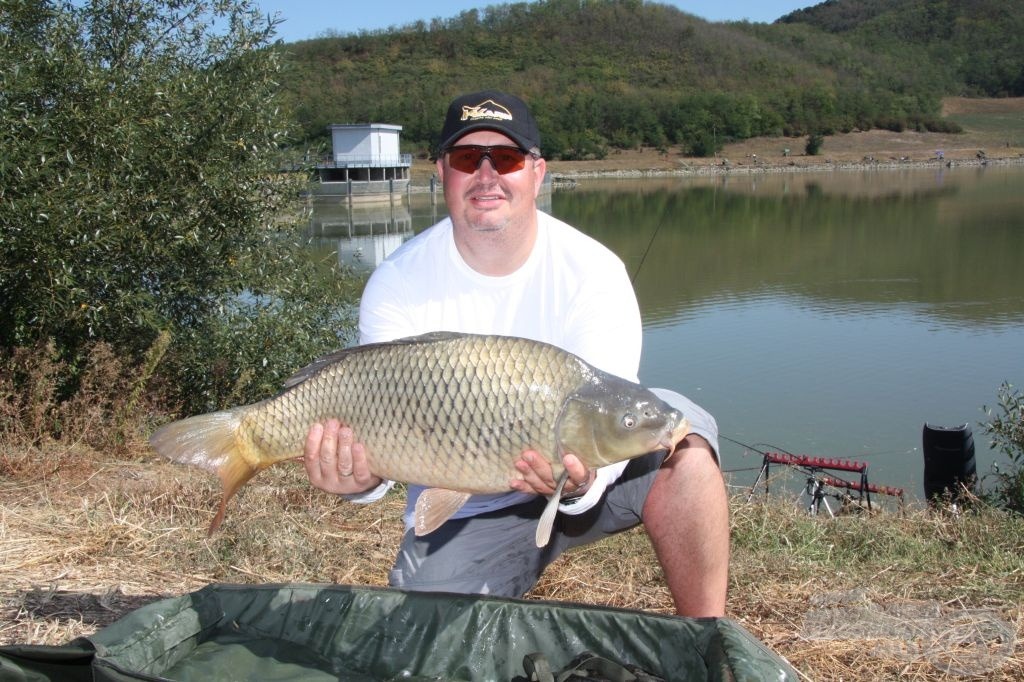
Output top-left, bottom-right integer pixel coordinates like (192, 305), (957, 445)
(764, 452), (868, 474)
(821, 475), (904, 498)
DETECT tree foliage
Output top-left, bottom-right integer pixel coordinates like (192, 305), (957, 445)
(779, 0), (1024, 97)
(0, 0), (359, 414)
(805, 133), (825, 155)
(982, 383), (1024, 515)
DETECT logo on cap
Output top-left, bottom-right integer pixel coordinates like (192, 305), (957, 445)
(460, 99), (513, 123)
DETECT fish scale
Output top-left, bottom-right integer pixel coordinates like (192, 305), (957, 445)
(150, 332), (688, 544)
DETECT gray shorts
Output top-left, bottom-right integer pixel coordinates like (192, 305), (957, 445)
(388, 449), (668, 598)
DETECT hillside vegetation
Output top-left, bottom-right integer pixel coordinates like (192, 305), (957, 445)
(777, 0), (1024, 96)
(278, 0), (1023, 159)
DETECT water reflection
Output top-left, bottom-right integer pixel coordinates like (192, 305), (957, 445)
(306, 191), (551, 271)
(308, 201), (415, 270)
(554, 167), (1024, 331)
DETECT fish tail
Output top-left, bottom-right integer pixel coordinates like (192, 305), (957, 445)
(149, 408), (262, 535)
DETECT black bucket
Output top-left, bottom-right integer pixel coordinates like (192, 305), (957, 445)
(922, 423), (977, 503)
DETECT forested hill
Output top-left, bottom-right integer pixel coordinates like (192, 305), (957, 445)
(278, 0), (1022, 159)
(778, 0), (1024, 98)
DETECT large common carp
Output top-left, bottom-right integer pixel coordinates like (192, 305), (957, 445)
(150, 332), (689, 546)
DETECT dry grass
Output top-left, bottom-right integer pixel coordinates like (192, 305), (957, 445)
(0, 453), (406, 643)
(2, 439), (1022, 680)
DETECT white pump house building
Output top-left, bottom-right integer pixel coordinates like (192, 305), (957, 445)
(315, 123), (412, 200)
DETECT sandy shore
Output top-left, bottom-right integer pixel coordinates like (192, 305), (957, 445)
(547, 128), (1024, 179)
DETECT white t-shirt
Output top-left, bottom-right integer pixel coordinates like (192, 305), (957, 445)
(354, 211), (643, 525)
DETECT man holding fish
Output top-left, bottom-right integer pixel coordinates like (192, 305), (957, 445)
(302, 91), (729, 618)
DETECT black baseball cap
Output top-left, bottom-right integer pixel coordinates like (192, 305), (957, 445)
(437, 90), (541, 155)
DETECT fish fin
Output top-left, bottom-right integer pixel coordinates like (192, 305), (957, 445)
(282, 348), (355, 388)
(208, 454), (262, 536)
(149, 408), (262, 534)
(283, 332), (470, 389)
(535, 471), (570, 548)
(414, 488), (472, 536)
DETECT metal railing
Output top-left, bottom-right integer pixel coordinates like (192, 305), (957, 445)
(318, 154), (412, 168)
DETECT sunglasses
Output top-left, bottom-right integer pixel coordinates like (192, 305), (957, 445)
(444, 145), (537, 175)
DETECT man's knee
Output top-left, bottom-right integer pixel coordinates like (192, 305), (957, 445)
(658, 436), (723, 498)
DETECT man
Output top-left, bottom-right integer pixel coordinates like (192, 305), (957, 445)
(304, 90), (729, 617)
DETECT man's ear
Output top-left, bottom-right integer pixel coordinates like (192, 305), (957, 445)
(436, 156), (446, 182)
(532, 156), (546, 196)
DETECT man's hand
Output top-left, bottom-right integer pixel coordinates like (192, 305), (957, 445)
(509, 450), (595, 498)
(302, 419), (381, 495)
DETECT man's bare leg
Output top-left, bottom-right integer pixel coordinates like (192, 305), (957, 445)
(643, 434), (730, 617)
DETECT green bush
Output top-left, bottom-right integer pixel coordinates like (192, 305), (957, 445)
(804, 133), (825, 155)
(686, 131), (721, 158)
(0, 0), (359, 414)
(982, 382), (1024, 514)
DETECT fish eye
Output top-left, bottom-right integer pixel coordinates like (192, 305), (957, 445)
(622, 414), (637, 429)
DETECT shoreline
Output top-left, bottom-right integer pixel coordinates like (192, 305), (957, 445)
(546, 154), (1024, 180)
(403, 153), (1024, 193)
(395, 101), (1024, 186)
(543, 126), (1024, 180)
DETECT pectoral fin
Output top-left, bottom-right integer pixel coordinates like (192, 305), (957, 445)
(535, 471), (570, 548)
(414, 488), (472, 536)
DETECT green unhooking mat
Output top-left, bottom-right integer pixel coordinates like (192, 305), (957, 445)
(0, 583), (799, 681)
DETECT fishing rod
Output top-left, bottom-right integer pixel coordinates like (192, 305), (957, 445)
(629, 210), (670, 285)
(623, 204), (905, 503)
(722, 433), (905, 507)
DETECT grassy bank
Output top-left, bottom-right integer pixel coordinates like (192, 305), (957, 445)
(1, 439), (1021, 680)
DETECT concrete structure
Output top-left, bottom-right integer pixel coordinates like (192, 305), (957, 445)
(316, 123), (411, 201)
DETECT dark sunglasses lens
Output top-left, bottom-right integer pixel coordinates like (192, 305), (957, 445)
(447, 148), (484, 173)
(447, 146), (528, 174)
(489, 147), (528, 173)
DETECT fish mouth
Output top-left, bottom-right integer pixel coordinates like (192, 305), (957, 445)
(659, 416), (691, 453)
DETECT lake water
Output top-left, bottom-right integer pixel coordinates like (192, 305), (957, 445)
(307, 164), (1024, 504)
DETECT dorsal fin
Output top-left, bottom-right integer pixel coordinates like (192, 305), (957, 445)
(282, 332), (471, 389)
